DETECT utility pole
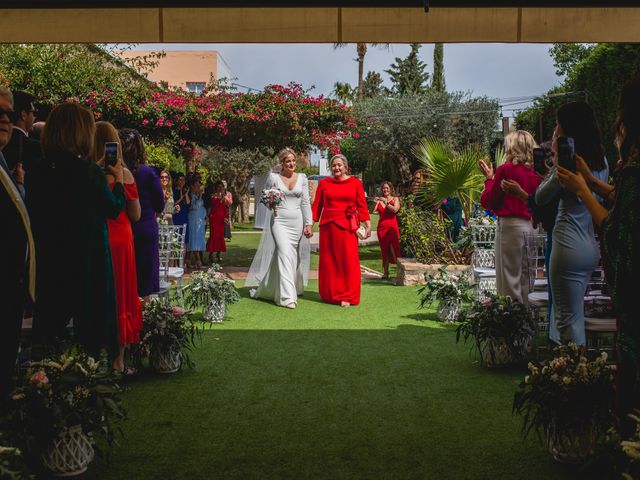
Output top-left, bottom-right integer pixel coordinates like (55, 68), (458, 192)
(501, 117), (510, 137)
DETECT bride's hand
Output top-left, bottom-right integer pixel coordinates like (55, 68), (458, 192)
(303, 225), (313, 238)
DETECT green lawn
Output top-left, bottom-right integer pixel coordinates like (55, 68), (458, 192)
(88, 281), (584, 480)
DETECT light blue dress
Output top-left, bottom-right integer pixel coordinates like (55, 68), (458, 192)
(187, 191), (207, 252)
(536, 162), (609, 345)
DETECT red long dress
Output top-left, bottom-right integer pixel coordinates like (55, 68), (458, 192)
(206, 196), (228, 253)
(377, 199), (401, 265)
(312, 176), (370, 305)
(107, 182), (142, 346)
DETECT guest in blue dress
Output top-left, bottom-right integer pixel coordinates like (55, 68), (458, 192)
(187, 176), (207, 269)
(119, 128), (164, 298)
(535, 102), (609, 346)
(172, 173), (190, 242)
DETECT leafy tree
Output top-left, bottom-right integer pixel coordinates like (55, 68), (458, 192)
(199, 147), (275, 223)
(333, 43), (389, 98)
(432, 43), (446, 92)
(146, 142), (185, 173)
(549, 43), (594, 78)
(345, 91), (499, 187)
(385, 44), (430, 96)
(362, 71), (386, 99)
(332, 81), (355, 104)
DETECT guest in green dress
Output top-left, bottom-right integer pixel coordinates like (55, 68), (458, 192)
(557, 78), (640, 425)
(28, 103), (125, 359)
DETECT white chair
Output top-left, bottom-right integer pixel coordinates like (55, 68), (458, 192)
(470, 224), (497, 301)
(524, 232), (548, 293)
(158, 224), (187, 303)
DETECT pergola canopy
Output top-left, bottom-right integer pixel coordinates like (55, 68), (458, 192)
(1, 2), (640, 43)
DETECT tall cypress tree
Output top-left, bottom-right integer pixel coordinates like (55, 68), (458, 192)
(385, 43), (430, 96)
(432, 43), (446, 92)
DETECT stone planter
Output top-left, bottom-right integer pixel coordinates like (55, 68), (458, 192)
(204, 300), (226, 323)
(437, 298), (461, 322)
(480, 338), (516, 367)
(548, 426), (596, 464)
(42, 425), (94, 477)
(152, 347), (182, 374)
(396, 259), (472, 287)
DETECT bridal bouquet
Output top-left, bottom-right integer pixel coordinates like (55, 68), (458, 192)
(260, 188), (284, 217)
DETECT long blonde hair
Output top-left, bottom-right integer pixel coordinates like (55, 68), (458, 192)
(504, 130), (536, 167)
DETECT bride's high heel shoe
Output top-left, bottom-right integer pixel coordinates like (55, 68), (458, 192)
(286, 302), (297, 309)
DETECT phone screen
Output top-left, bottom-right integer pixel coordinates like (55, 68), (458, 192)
(104, 142), (118, 168)
(556, 137), (576, 173)
(533, 147), (546, 175)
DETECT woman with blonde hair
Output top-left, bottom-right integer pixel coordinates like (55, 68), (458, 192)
(28, 104), (125, 358)
(96, 121), (142, 374)
(479, 130), (541, 304)
(160, 170), (174, 224)
(247, 147), (313, 308)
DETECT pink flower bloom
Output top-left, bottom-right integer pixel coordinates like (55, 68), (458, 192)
(172, 306), (186, 316)
(29, 370), (49, 385)
(142, 119), (149, 126)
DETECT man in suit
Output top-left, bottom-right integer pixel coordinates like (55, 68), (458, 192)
(3, 90), (42, 176)
(0, 86), (35, 398)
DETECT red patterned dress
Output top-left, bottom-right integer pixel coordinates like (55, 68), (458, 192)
(312, 176), (370, 305)
(376, 199), (401, 265)
(107, 182), (142, 345)
(206, 195), (228, 253)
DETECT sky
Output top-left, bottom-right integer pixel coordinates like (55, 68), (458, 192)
(133, 43), (563, 117)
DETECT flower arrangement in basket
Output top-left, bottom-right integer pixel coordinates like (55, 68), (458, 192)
(137, 298), (202, 373)
(0, 346), (126, 476)
(185, 265), (241, 323)
(260, 187), (284, 217)
(513, 344), (616, 464)
(418, 266), (473, 322)
(455, 294), (535, 366)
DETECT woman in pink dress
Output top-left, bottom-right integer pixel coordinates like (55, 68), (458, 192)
(374, 181), (401, 279)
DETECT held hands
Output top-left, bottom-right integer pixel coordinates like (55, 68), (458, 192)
(500, 179), (528, 201)
(364, 224), (372, 239)
(303, 225), (313, 238)
(478, 159), (494, 180)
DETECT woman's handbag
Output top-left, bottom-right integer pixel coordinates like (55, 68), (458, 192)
(356, 225), (367, 240)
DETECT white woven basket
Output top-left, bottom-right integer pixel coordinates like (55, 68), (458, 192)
(152, 348), (182, 374)
(204, 300), (226, 323)
(42, 425), (94, 477)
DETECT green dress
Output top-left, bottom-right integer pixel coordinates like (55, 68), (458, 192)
(29, 148), (125, 358)
(602, 155), (640, 416)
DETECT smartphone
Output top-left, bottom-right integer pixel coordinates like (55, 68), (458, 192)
(556, 136), (576, 173)
(533, 147), (547, 175)
(104, 142), (119, 169)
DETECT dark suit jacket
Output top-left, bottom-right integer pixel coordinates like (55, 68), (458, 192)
(3, 128), (42, 171)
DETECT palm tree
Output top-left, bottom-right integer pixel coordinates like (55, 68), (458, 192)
(333, 43), (389, 98)
(412, 137), (485, 222)
(332, 81), (355, 104)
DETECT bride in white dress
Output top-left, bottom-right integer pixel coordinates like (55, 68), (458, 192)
(246, 148), (314, 309)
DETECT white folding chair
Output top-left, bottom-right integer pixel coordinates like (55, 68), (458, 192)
(158, 224), (187, 303)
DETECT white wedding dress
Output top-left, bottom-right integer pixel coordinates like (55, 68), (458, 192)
(246, 172), (312, 306)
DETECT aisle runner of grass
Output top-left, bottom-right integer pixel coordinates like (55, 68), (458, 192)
(91, 281), (577, 480)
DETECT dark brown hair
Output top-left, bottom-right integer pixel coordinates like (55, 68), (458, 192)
(556, 102), (607, 171)
(614, 77), (640, 167)
(118, 128), (146, 172)
(380, 181), (394, 195)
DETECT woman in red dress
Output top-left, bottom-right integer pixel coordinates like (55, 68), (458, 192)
(97, 122), (142, 375)
(207, 180), (230, 264)
(374, 181), (401, 279)
(311, 154), (371, 307)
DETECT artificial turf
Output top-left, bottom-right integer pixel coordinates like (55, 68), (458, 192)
(88, 280), (584, 480)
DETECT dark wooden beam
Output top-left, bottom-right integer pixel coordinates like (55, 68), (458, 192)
(1, 0), (638, 8)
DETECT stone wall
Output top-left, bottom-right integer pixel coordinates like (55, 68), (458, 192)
(396, 258), (472, 286)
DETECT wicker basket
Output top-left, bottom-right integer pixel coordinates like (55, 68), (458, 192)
(548, 425), (596, 464)
(480, 338), (516, 367)
(204, 300), (226, 323)
(437, 299), (461, 323)
(152, 348), (182, 374)
(42, 425), (94, 477)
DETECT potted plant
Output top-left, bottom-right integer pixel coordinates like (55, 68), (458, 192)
(185, 265), (241, 323)
(0, 433), (31, 479)
(513, 344), (616, 464)
(455, 294), (534, 366)
(418, 265), (473, 322)
(1, 347), (125, 477)
(139, 298), (201, 373)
